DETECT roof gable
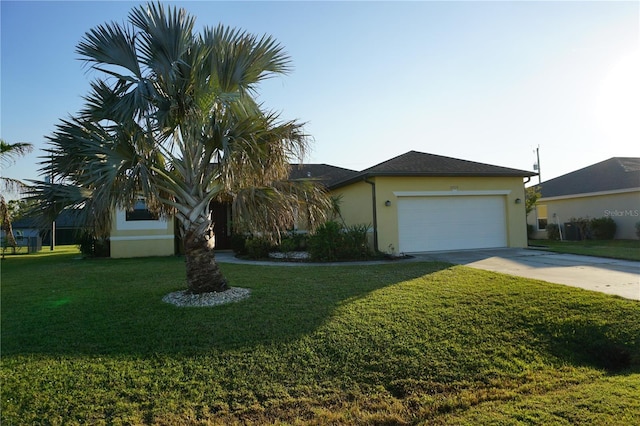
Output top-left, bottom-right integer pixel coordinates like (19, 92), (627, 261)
(539, 157), (640, 198)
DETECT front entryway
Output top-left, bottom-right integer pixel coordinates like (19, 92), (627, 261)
(210, 202), (232, 250)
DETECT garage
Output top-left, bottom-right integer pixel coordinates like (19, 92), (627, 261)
(397, 195), (507, 252)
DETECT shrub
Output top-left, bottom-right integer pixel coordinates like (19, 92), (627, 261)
(546, 223), (560, 241)
(230, 233), (247, 255)
(590, 217), (617, 240)
(278, 237), (297, 253)
(308, 221), (342, 261)
(569, 217), (590, 240)
(635, 221), (640, 239)
(76, 231), (110, 257)
(244, 237), (272, 259)
(277, 231), (307, 253)
(527, 224), (535, 239)
(337, 224), (371, 260)
(308, 221), (372, 261)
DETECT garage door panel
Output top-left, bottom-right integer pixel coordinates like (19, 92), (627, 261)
(398, 196), (506, 252)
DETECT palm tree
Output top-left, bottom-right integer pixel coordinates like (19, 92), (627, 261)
(29, 2), (330, 293)
(1, 139), (34, 253)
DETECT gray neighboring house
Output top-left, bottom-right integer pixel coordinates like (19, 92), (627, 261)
(10, 209), (84, 247)
(528, 157), (640, 240)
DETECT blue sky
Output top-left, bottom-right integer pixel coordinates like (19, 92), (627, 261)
(2, 1), (639, 193)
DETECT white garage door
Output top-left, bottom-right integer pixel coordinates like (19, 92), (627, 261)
(397, 196), (507, 252)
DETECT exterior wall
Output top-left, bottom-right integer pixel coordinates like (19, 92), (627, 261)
(528, 190), (640, 240)
(331, 180), (375, 227)
(329, 180), (376, 248)
(110, 209), (176, 258)
(334, 176), (528, 252)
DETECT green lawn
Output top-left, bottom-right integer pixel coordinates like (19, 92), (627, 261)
(2, 247), (639, 425)
(529, 239), (640, 261)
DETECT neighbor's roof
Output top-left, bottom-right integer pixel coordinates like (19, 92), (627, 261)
(330, 151), (536, 189)
(11, 208), (84, 230)
(539, 157), (640, 198)
(289, 163), (360, 188)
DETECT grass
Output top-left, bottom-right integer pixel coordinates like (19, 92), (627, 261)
(529, 239), (640, 261)
(2, 246), (639, 425)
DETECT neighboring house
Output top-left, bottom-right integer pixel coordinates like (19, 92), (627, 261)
(43, 209), (85, 246)
(1, 216), (41, 253)
(6, 217), (40, 240)
(528, 157), (640, 240)
(113, 150), (536, 257)
(5, 209), (84, 250)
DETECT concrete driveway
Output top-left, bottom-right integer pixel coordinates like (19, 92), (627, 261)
(420, 248), (640, 301)
(216, 248), (639, 300)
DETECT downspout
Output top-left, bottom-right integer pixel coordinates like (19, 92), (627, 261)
(364, 177), (379, 252)
(523, 176), (533, 245)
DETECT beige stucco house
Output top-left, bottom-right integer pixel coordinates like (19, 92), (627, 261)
(110, 151), (537, 257)
(528, 157), (640, 240)
(110, 199), (176, 258)
(325, 151), (535, 254)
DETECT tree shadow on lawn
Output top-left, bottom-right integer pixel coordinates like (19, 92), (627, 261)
(534, 318), (640, 374)
(2, 260), (452, 357)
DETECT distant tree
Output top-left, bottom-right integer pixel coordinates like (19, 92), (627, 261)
(525, 185), (541, 217)
(29, 2), (331, 293)
(1, 139), (34, 253)
(6, 199), (38, 222)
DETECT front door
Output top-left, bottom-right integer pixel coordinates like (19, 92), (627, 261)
(210, 202), (232, 249)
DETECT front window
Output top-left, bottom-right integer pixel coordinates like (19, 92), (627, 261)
(125, 199), (158, 221)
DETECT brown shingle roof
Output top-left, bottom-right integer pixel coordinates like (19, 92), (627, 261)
(289, 164), (359, 188)
(539, 157), (640, 198)
(331, 151), (536, 188)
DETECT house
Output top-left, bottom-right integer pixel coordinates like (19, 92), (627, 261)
(111, 150), (536, 257)
(110, 199), (176, 258)
(528, 157), (640, 240)
(110, 164), (362, 258)
(3, 209), (84, 252)
(1, 216), (42, 253)
(324, 151), (535, 254)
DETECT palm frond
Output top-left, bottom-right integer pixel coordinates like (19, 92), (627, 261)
(25, 180), (111, 234)
(129, 2), (195, 77)
(0, 177), (31, 194)
(1, 140), (34, 167)
(202, 24), (291, 95)
(232, 180), (331, 243)
(77, 20), (141, 78)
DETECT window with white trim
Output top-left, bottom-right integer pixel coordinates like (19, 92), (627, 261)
(125, 199), (158, 221)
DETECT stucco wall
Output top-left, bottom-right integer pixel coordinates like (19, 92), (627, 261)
(110, 210), (176, 258)
(331, 181), (375, 227)
(528, 190), (640, 240)
(333, 176), (528, 252)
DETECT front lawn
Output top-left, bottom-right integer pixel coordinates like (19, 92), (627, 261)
(2, 247), (639, 424)
(529, 239), (640, 261)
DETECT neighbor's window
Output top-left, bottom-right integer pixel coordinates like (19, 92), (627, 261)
(536, 204), (548, 231)
(125, 199), (158, 221)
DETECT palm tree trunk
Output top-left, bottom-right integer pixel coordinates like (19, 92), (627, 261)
(183, 229), (229, 294)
